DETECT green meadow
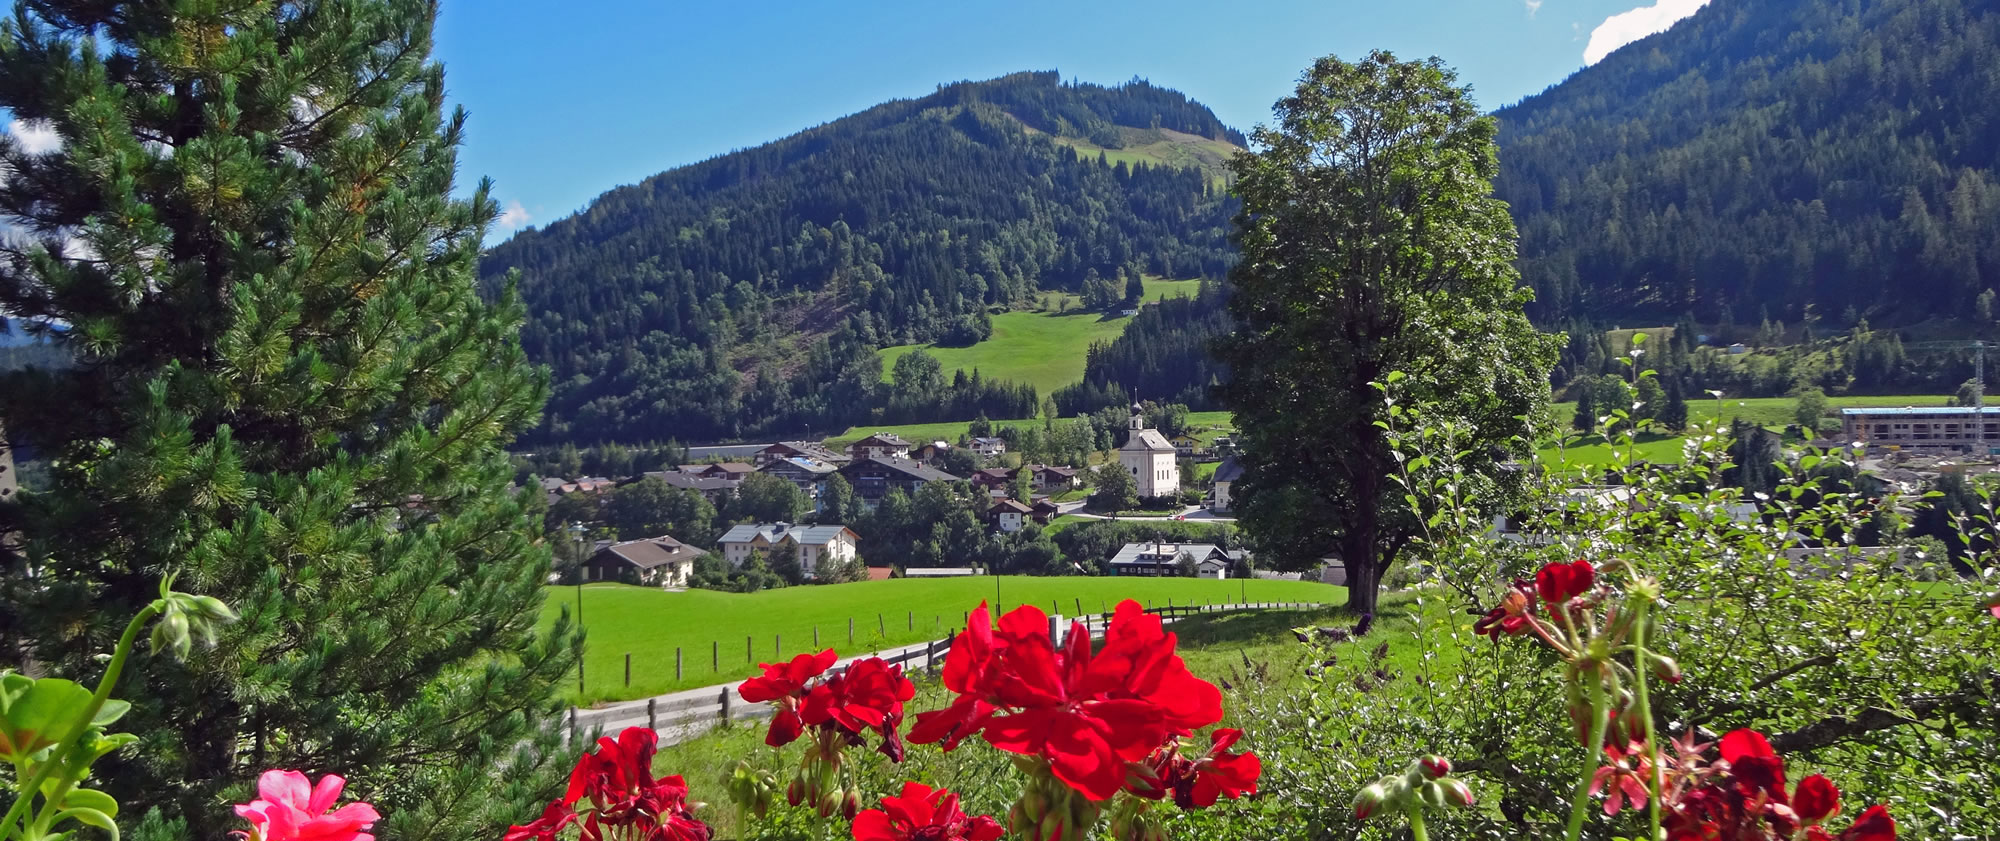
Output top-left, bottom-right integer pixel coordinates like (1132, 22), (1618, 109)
(544, 576), (1342, 705)
(1538, 393), (1953, 470)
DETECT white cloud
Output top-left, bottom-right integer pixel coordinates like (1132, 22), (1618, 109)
(7, 119), (61, 154)
(1584, 0), (1710, 65)
(1525, 0), (1544, 18)
(495, 199), (532, 232)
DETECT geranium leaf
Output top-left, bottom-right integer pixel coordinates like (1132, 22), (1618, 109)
(54, 807), (119, 841)
(61, 789), (118, 818)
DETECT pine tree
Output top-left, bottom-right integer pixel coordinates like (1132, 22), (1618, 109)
(0, 4), (578, 841)
(1573, 379), (1598, 434)
(1659, 377), (1691, 432)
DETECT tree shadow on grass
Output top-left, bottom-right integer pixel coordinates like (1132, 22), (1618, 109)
(1170, 596), (1417, 650)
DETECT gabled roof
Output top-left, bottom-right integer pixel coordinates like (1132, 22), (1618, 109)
(990, 498), (1033, 515)
(1028, 464), (1077, 477)
(1120, 429), (1176, 453)
(647, 471), (740, 492)
(761, 456), (838, 475)
(717, 522), (858, 546)
(851, 432), (912, 447)
(971, 437), (1007, 446)
(1107, 542), (1239, 566)
(592, 536), (703, 570)
(839, 456), (960, 483)
(1213, 457), (1245, 484)
(764, 441), (848, 462)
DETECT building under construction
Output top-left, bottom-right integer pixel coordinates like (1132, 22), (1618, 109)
(1841, 406), (2000, 453)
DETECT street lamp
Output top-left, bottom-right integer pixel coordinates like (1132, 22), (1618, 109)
(569, 521), (587, 695)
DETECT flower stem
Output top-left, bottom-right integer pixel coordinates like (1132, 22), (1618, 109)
(1564, 670), (1611, 841)
(0, 600), (163, 841)
(1405, 800), (1430, 841)
(1629, 599), (1663, 840)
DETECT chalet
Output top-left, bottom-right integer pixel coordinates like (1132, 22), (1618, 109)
(682, 462), (757, 480)
(848, 433), (912, 461)
(969, 467), (1014, 493)
(1030, 499), (1063, 524)
(580, 536), (704, 587)
(759, 456), (839, 500)
(755, 441), (848, 466)
(717, 523), (860, 579)
(837, 456), (960, 509)
(1210, 457), (1244, 514)
(1169, 433), (1201, 456)
(970, 437), (1008, 457)
(989, 498), (1032, 533)
(1025, 464), (1080, 491)
(644, 470), (741, 503)
(912, 440), (953, 462)
(541, 475), (614, 505)
(1107, 542), (1242, 579)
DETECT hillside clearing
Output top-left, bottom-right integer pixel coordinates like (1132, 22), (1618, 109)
(545, 576), (1341, 705)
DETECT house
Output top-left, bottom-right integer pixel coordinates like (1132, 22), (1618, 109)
(1023, 464), (1079, 491)
(904, 567), (980, 578)
(579, 536), (704, 587)
(1029, 499), (1063, 524)
(759, 456), (839, 502)
(989, 498), (1032, 533)
(1169, 433), (1201, 457)
(1842, 406), (2000, 453)
(837, 456), (960, 509)
(969, 467), (1015, 493)
(755, 441), (847, 466)
(970, 437), (1008, 457)
(1118, 403), (1180, 499)
(1107, 542), (1241, 579)
(847, 433), (912, 461)
(912, 440), (953, 462)
(645, 470), (741, 503)
(1210, 456), (1244, 514)
(541, 475), (614, 505)
(716, 522), (860, 579)
(682, 462), (757, 480)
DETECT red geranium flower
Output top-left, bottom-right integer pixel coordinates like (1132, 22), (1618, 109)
(527, 727), (710, 841)
(1590, 741), (1652, 816)
(738, 648), (838, 747)
(1838, 805), (1896, 841)
(1794, 774), (1841, 825)
(911, 600), (1225, 801)
(1537, 559), (1596, 604)
(1718, 729), (1787, 802)
(233, 770), (380, 841)
(851, 782), (1003, 841)
(1474, 584), (1537, 640)
(1156, 728), (1262, 809)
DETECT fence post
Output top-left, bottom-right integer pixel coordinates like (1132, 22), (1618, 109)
(746, 636), (751, 663)
(907, 611), (912, 630)
(926, 640), (936, 672)
(647, 698), (657, 731)
(720, 687), (732, 723)
(849, 617), (855, 643)
(624, 653), (631, 687)
(676, 647), (683, 681)
(1048, 614), (1060, 647)
(567, 707), (576, 742)
(878, 613), (885, 635)
(776, 633), (781, 657)
(712, 640), (718, 672)
(814, 626), (819, 647)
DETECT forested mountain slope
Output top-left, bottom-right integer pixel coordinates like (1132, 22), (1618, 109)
(480, 72), (1241, 444)
(1496, 0), (2000, 329)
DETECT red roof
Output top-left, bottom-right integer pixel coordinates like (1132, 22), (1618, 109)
(866, 566), (895, 581)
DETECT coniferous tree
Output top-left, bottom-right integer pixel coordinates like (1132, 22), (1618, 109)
(1573, 385), (1598, 434)
(1659, 377), (1691, 432)
(0, 4), (577, 841)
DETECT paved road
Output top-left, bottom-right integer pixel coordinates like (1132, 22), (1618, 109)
(1062, 504), (1236, 523)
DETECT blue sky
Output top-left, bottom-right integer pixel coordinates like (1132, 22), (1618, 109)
(428, 0), (1710, 236)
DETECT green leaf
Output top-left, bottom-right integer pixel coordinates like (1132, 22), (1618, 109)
(54, 807), (119, 841)
(61, 789), (118, 818)
(0, 678), (93, 764)
(90, 701), (130, 728)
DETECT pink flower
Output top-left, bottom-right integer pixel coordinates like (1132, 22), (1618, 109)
(1589, 742), (1651, 817)
(235, 771), (380, 841)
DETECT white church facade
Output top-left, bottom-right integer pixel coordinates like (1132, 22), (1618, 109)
(1118, 403), (1180, 499)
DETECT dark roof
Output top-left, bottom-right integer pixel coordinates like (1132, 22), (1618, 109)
(1213, 457), (1245, 484)
(990, 498), (1033, 514)
(839, 456), (960, 483)
(1028, 464), (1077, 477)
(852, 432), (912, 447)
(765, 441), (848, 461)
(647, 471), (740, 492)
(591, 537), (702, 570)
(760, 456), (838, 475)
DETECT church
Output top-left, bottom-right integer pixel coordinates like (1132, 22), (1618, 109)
(1118, 402), (1180, 499)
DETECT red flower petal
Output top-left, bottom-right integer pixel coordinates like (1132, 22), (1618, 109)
(1795, 774), (1842, 824)
(1718, 728), (1776, 763)
(1838, 805), (1896, 841)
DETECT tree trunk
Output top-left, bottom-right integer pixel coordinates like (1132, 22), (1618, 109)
(1340, 508), (1381, 615)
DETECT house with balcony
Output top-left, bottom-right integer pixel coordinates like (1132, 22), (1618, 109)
(717, 522), (859, 579)
(837, 456), (960, 509)
(847, 433), (912, 461)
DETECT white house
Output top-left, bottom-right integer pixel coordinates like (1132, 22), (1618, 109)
(717, 523), (859, 579)
(1119, 403), (1180, 499)
(989, 498), (1031, 533)
(580, 537), (703, 588)
(1209, 456), (1243, 513)
(1107, 542), (1241, 579)
(970, 436), (1008, 457)
(847, 433), (912, 461)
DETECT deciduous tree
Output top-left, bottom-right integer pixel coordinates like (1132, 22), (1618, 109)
(1215, 51), (1557, 614)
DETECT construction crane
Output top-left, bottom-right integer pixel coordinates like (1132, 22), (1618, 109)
(1900, 340), (2000, 455)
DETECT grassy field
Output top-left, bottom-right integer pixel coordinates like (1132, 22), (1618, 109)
(826, 409), (1234, 450)
(549, 576), (1344, 705)
(1538, 393), (1953, 470)
(1044, 126), (1242, 187)
(877, 277), (1207, 396)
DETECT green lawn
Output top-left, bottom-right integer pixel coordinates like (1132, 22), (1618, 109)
(877, 278), (1206, 396)
(549, 576), (1344, 705)
(825, 418), (1025, 449)
(1043, 126), (1243, 189)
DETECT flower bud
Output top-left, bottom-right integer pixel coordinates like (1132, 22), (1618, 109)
(1351, 783), (1389, 820)
(1416, 755), (1452, 779)
(1440, 778), (1475, 808)
(816, 790), (838, 818)
(1037, 811), (1066, 841)
(786, 777), (805, 806)
(188, 595), (239, 623)
(841, 789), (860, 820)
(1649, 653), (1683, 684)
(1420, 781), (1449, 808)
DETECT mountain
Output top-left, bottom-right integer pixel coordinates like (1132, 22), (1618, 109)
(1494, 0), (2000, 331)
(480, 72), (1242, 444)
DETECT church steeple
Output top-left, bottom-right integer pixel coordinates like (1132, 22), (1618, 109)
(1129, 398), (1145, 431)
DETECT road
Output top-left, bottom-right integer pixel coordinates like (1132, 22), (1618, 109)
(1061, 504), (1236, 523)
